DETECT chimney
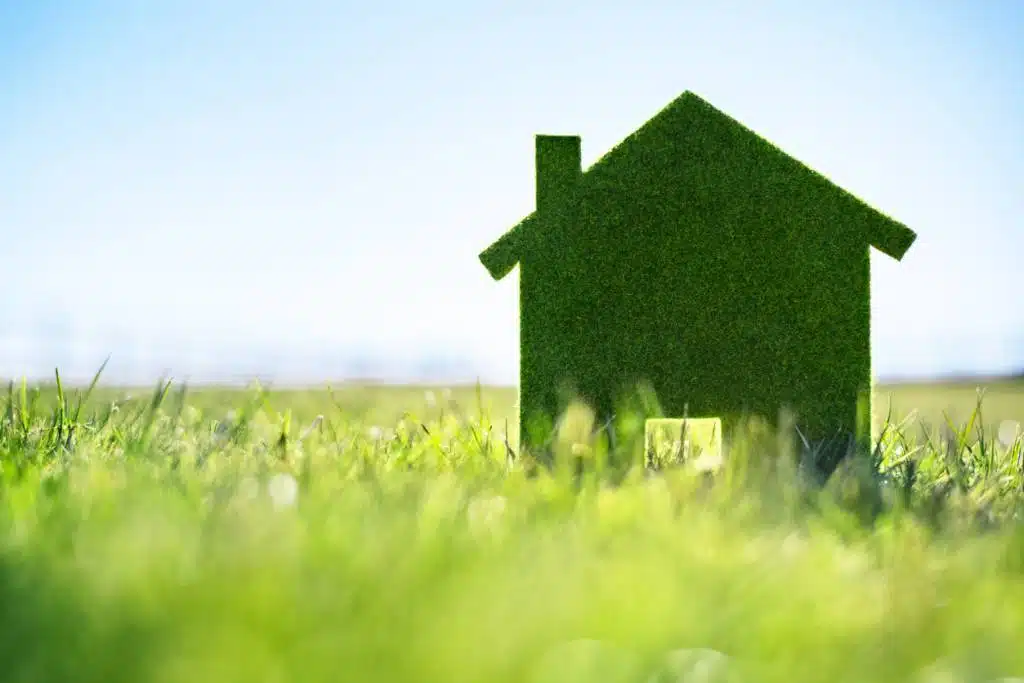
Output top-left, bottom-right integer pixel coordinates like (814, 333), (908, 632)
(535, 134), (582, 214)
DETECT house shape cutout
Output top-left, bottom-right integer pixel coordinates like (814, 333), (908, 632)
(480, 91), (917, 467)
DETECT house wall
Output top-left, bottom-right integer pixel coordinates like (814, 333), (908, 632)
(517, 194), (601, 449)
(519, 107), (877, 454)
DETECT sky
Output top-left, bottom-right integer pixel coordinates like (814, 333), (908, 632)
(1, 0), (1022, 384)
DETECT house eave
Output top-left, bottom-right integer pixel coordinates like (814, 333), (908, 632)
(872, 222), (921, 262)
(479, 215), (533, 281)
(869, 219), (917, 261)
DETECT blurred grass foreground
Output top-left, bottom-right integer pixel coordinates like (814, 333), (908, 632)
(2, 368), (1024, 683)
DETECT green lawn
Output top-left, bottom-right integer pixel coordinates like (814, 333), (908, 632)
(876, 377), (1024, 435)
(1, 375), (1023, 682)
(37, 375), (1023, 439)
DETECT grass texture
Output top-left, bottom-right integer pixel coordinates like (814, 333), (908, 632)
(1, 369), (1024, 682)
(480, 92), (916, 464)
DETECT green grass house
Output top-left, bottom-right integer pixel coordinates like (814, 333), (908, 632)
(479, 91), (917, 470)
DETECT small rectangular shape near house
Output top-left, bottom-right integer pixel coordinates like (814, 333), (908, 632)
(645, 417), (723, 472)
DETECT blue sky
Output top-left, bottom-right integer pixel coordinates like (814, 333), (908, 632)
(1, 0), (1022, 384)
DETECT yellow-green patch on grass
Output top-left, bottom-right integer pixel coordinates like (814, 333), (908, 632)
(644, 417), (723, 472)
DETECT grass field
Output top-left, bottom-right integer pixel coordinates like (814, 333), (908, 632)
(43, 375), (1024, 440)
(2, 372), (1024, 683)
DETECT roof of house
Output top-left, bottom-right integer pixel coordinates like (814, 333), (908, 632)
(480, 91), (918, 281)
